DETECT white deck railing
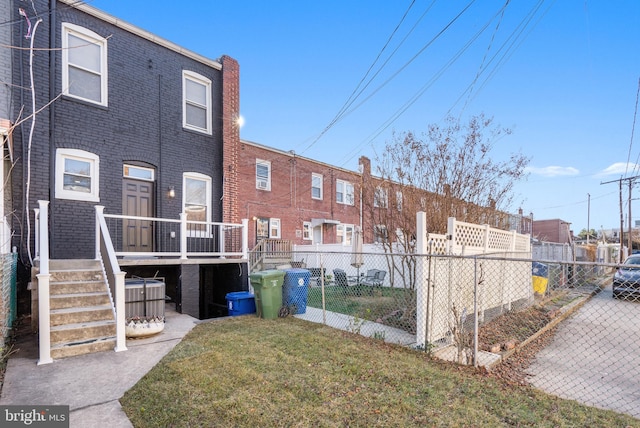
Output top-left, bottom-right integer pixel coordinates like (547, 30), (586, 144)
(34, 202), (249, 364)
(102, 212), (248, 259)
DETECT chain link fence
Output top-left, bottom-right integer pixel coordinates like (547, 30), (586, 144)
(287, 249), (639, 418)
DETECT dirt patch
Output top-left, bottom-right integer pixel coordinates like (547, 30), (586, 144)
(478, 290), (581, 385)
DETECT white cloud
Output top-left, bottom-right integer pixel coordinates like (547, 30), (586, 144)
(596, 162), (640, 177)
(525, 166), (580, 177)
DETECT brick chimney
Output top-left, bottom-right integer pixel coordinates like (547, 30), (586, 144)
(221, 55), (240, 224)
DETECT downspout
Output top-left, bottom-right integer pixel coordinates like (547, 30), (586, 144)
(158, 74), (162, 218)
(48, 0), (56, 257)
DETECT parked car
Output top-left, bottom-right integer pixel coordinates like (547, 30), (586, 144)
(612, 255), (640, 300)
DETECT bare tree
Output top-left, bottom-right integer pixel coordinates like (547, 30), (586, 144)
(364, 114), (529, 294)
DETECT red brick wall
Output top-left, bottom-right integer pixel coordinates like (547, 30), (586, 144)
(533, 219), (572, 244)
(237, 141), (363, 246)
(221, 56), (240, 224)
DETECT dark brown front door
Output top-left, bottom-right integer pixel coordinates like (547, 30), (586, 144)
(123, 178), (154, 252)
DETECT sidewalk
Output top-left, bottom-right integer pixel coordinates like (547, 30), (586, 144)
(294, 306), (416, 346)
(0, 306), (198, 427)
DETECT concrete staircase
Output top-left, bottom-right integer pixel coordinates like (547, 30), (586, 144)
(47, 259), (117, 359)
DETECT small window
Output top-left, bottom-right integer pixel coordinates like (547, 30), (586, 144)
(62, 23), (108, 106)
(311, 173), (323, 200)
(123, 165), (154, 181)
(303, 222), (312, 240)
(182, 71), (212, 134)
(374, 186), (388, 209)
(336, 179), (354, 206)
(396, 191), (403, 212)
(183, 172), (211, 237)
(55, 149), (99, 202)
(337, 224), (354, 245)
(269, 218), (281, 239)
(256, 159), (271, 191)
(374, 225), (388, 243)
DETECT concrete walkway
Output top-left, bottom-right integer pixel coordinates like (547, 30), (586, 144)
(0, 306), (198, 427)
(295, 306), (416, 346)
(526, 286), (640, 419)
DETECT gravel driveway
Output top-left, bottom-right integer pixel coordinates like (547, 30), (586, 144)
(526, 286), (640, 418)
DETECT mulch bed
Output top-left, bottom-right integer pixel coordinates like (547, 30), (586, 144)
(476, 291), (577, 385)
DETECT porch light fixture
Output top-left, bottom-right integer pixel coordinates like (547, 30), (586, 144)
(168, 186), (175, 198)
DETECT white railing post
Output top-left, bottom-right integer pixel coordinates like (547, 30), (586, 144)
(37, 200), (52, 365)
(415, 211), (428, 349)
(114, 271), (127, 352)
(95, 205), (104, 260)
(242, 219), (249, 259)
(218, 224), (225, 257)
(33, 208), (40, 261)
(180, 213), (188, 259)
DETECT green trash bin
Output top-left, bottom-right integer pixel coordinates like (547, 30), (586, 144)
(249, 270), (285, 319)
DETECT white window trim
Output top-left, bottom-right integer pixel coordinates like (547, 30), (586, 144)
(123, 164), (155, 181)
(183, 172), (212, 238)
(55, 148), (100, 202)
(61, 23), (108, 106)
(337, 224), (354, 246)
(182, 70), (212, 135)
(302, 221), (312, 240)
(311, 173), (323, 200)
(256, 159), (271, 191)
(374, 186), (388, 209)
(336, 179), (354, 206)
(269, 218), (281, 239)
(396, 191), (403, 212)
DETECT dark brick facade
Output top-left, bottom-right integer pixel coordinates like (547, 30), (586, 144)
(9, 1), (237, 261)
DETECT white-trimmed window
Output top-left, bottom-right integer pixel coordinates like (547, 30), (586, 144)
(374, 224), (388, 243)
(337, 224), (354, 246)
(183, 172), (212, 237)
(123, 164), (154, 181)
(62, 23), (108, 106)
(396, 191), (403, 212)
(182, 71), (212, 134)
(55, 149), (100, 202)
(336, 179), (354, 205)
(374, 186), (388, 209)
(311, 173), (323, 200)
(269, 218), (281, 239)
(303, 222), (312, 240)
(256, 159), (271, 191)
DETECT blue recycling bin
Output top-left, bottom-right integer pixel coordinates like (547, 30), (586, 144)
(282, 268), (311, 314)
(225, 291), (256, 316)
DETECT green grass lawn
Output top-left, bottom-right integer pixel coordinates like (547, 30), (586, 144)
(120, 316), (638, 427)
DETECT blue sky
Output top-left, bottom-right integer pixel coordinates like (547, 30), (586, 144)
(88, 0), (640, 234)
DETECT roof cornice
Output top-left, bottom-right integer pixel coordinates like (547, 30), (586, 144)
(58, 0), (222, 70)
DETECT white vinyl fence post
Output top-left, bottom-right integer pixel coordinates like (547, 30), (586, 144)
(416, 211), (428, 349)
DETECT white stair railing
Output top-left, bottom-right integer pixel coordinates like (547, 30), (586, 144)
(36, 200), (52, 365)
(95, 206), (127, 353)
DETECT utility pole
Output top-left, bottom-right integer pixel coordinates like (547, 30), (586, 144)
(601, 175), (640, 262)
(629, 180), (634, 255)
(587, 193), (590, 245)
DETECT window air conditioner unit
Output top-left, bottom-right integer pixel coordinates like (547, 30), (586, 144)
(257, 180), (268, 189)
